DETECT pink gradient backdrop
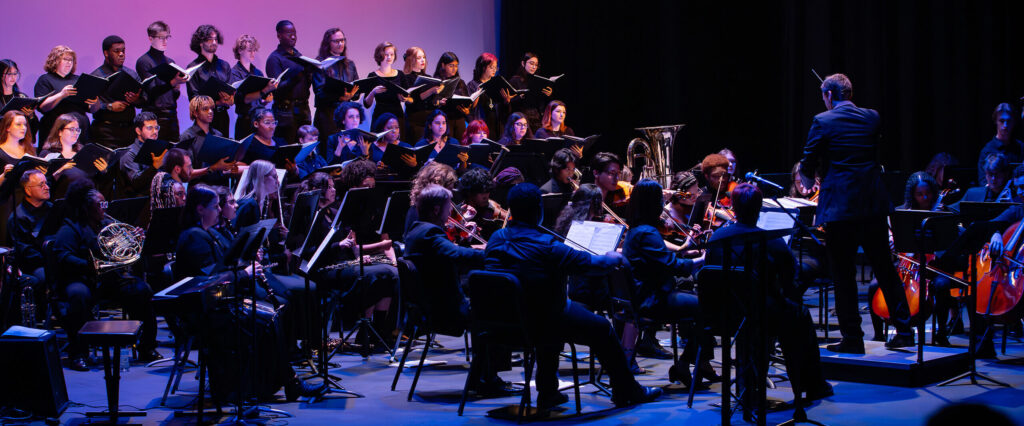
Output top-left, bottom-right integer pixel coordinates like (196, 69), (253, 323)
(2, 0), (496, 132)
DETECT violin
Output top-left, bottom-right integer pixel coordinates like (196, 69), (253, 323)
(446, 201), (486, 245)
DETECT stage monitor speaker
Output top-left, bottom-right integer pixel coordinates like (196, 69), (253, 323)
(0, 328), (69, 417)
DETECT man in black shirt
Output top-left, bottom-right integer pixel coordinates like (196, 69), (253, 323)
(90, 36), (142, 148)
(539, 148), (576, 194)
(179, 96), (235, 184)
(117, 112), (166, 198)
(4, 170), (52, 327)
(976, 103), (1023, 185)
(185, 25), (233, 136)
(266, 20), (312, 143)
(136, 21), (188, 141)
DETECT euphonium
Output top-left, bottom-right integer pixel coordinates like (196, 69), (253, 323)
(92, 214), (145, 273)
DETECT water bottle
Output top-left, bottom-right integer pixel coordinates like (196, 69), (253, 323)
(120, 346), (131, 372)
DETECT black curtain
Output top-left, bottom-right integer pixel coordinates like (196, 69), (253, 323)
(499, 0), (1024, 184)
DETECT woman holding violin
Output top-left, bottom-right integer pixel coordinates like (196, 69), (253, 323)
(456, 168), (507, 241)
(592, 152), (631, 226)
(662, 171), (710, 250)
(698, 153), (736, 230)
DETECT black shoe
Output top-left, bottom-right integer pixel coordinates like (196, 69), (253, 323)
(976, 341), (998, 359)
(933, 335), (952, 347)
(668, 364), (690, 386)
(636, 339), (673, 360)
(870, 334), (887, 343)
(697, 360), (721, 382)
(804, 382), (834, 403)
(473, 379), (523, 398)
(69, 355), (90, 372)
(628, 356), (647, 375)
(137, 349), (164, 363)
(284, 378), (327, 401)
(885, 335), (915, 349)
(537, 392), (569, 410)
(612, 385), (663, 407)
(826, 339), (865, 354)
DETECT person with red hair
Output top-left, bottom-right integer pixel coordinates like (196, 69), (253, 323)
(535, 100), (574, 139)
(460, 119), (489, 146)
(467, 52), (514, 139)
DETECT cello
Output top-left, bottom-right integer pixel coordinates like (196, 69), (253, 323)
(975, 219), (1024, 319)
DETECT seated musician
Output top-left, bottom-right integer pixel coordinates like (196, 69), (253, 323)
(117, 111), (167, 198)
(976, 103), (1022, 185)
(6, 170), (53, 325)
(457, 168), (506, 239)
(484, 182), (663, 409)
(591, 152), (630, 221)
(404, 162), (458, 234)
(932, 164), (1024, 358)
(700, 152), (733, 205)
(955, 153), (1010, 207)
(539, 147), (576, 195)
(788, 161), (819, 200)
(53, 180), (160, 370)
(623, 179), (708, 384)
(665, 170), (703, 228)
(705, 182), (833, 403)
(404, 183), (521, 397)
(150, 171), (186, 210)
(173, 185), (325, 400)
(295, 125), (328, 179)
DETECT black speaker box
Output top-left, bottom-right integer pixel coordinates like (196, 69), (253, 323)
(0, 329), (69, 417)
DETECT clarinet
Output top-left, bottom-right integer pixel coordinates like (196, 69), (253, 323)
(21, 285), (35, 327)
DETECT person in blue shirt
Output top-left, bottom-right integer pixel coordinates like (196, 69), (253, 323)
(484, 183), (662, 409)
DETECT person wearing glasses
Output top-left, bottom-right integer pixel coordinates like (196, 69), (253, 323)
(496, 112), (532, 146)
(35, 45), (97, 144)
(240, 108), (297, 178)
(185, 25), (234, 137)
(53, 179), (161, 370)
(0, 60), (41, 143)
(117, 112), (167, 198)
(5, 170), (53, 327)
(89, 36), (142, 149)
(312, 28), (359, 144)
(136, 21), (189, 141)
(40, 114), (111, 198)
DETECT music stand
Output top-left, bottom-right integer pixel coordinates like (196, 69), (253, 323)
(489, 148), (548, 186)
(937, 206), (1013, 388)
(142, 207), (183, 256)
(378, 190), (411, 244)
(286, 190), (321, 251)
(542, 193), (570, 229)
(889, 210), (958, 364)
(106, 196), (148, 226)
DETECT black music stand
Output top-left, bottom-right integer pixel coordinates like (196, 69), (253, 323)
(285, 190), (323, 376)
(335, 187), (397, 360)
(937, 206), (1013, 388)
(489, 148), (547, 186)
(379, 190), (410, 244)
(106, 196), (148, 226)
(889, 210), (958, 364)
(542, 193), (570, 229)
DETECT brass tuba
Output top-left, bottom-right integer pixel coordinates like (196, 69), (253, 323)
(625, 124), (686, 188)
(92, 214), (145, 273)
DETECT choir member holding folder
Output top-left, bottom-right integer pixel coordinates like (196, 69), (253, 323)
(0, 60), (42, 144)
(432, 52), (472, 141)
(40, 114), (111, 198)
(324, 101), (368, 164)
(186, 25), (234, 136)
(534, 100), (574, 139)
(401, 47), (435, 141)
(266, 20), (313, 143)
(179, 96), (239, 185)
(509, 52), (552, 132)
(117, 112), (167, 198)
(416, 109), (467, 171)
(88, 36), (142, 148)
(467, 53), (513, 140)
(0, 111), (38, 241)
(363, 42), (408, 134)
(312, 28), (360, 144)
(230, 34), (276, 139)
(496, 112), (532, 146)
(240, 108), (298, 177)
(136, 21), (189, 141)
(35, 46), (96, 145)
(369, 112), (414, 169)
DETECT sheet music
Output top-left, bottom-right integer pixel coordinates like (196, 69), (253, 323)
(564, 220), (625, 254)
(301, 227), (337, 274)
(764, 197), (816, 209)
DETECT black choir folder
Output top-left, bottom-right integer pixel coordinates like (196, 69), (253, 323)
(270, 141), (319, 168)
(381, 143), (434, 173)
(70, 73), (109, 102)
(103, 71), (142, 102)
(133, 139), (173, 166)
(71, 143), (114, 176)
(527, 73), (564, 94)
(231, 69), (287, 95)
(198, 76), (236, 98)
(321, 75), (378, 98)
(0, 96), (44, 115)
(143, 62), (202, 85)
(480, 75), (525, 99)
(432, 143), (469, 169)
(197, 134), (246, 164)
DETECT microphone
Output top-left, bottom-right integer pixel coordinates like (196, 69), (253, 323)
(744, 171), (784, 191)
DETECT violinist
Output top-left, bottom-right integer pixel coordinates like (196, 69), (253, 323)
(798, 73), (915, 353)
(592, 152), (630, 222)
(457, 168), (505, 239)
(539, 147), (576, 195)
(925, 152), (961, 203)
(404, 161), (458, 235)
(697, 153), (735, 229)
(788, 161), (819, 200)
(662, 171), (707, 251)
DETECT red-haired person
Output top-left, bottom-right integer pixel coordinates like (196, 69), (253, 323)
(534, 100), (574, 139)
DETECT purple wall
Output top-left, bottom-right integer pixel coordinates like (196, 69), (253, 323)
(2, 0), (496, 136)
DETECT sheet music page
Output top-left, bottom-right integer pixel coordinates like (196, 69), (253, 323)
(564, 220), (625, 254)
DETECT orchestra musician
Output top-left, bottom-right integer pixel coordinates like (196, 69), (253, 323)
(405, 162), (458, 234)
(5, 170), (52, 327)
(484, 183), (662, 409)
(976, 103), (1022, 185)
(591, 152), (631, 223)
(53, 180), (160, 370)
(955, 153), (1010, 207)
(539, 147), (576, 195)
(797, 73), (915, 353)
(456, 168), (505, 239)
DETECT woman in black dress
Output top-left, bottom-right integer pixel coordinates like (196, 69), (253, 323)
(0, 60), (41, 143)
(401, 46), (437, 141)
(363, 42), (409, 136)
(432, 52), (471, 141)
(35, 45), (97, 145)
(312, 28), (359, 144)
(534, 100), (575, 139)
(508, 52), (551, 132)
(466, 53), (514, 140)
(39, 114), (112, 198)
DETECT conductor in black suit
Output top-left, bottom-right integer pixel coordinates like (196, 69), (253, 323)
(797, 73), (914, 353)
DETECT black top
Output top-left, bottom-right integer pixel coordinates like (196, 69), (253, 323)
(367, 70), (405, 119)
(34, 71), (88, 138)
(977, 136), (1024, 184)
(118, 138), (158, 197)
(622, 224), (696, 313)
(402, 71), (431, 116)
(7, 200), (53, 271)
(52, 218), (105, 286)
(312, 57), (358, 108)
(186, 54), (233, 104)
(534, 126), (575, 139)
(509, 74), (547, 114)
(179, 123), (224, 167)
(91, 64), (139, 125)
(404, 220), (484, 320)
(135, 47), (180, 111)
(705, 222), (797, 300)
(539, 178), (573, 195)
(265, 45), (311, 103)
(799, 103), (891, 224)
(229, 61), (268, 124)
(39, 149), (98, 199)
(173, 225), (232, 281)
(434, 77), (469, 120)
(241, 134), (284, 164)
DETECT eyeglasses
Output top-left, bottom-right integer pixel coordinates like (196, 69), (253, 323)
(153, 35), (172, 41)
(144, 125), (161, 131)
(63, 127), (82, 134)
(3, 71), (19, 78)
(98, 201), (108, 209)
(513, 122), (528, 128)
(331, 38), (346, 44)
(260, 120), (278, 126)
(60, 57), (74, 63)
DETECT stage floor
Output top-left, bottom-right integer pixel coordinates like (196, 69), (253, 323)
(47, 288), (1024, 425)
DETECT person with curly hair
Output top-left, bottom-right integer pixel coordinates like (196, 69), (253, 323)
(36, 45), (96, 144)
(185, 24), (233, 135)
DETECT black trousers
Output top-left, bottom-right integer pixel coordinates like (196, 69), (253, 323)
(89, 120), (135, 149)
(272, 101), (312, 144)
(533, 301), (638, 397)
(61, 275), (157, 356)
(825, 217), (913, 339)
(145, 109), (180, 142)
